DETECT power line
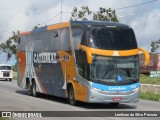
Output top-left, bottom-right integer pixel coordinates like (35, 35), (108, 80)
(115, 0), (158, 10)
(0, 0), (159, 33)
(40, 12), (61, 25)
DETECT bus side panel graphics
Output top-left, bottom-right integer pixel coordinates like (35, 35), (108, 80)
(58, 51), (88, 102)
(33, 51), (66, 98)
(26, 51), (44, 93)
(17, 50), (26, 88)
(92, 82), (140, 92)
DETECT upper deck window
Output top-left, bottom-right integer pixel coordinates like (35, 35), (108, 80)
(89, 27), (137, 50)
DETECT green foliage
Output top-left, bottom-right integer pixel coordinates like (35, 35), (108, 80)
(140, 91), (160, 101)
(93, 7), (119, 22)
(151, 39), (160, 52)
(0, 31), (19, 60)
(32, 24), (41, 30)
(140, 74), (160, 85)
(70, 5), (118, 22)
(70, 5), (92, 21)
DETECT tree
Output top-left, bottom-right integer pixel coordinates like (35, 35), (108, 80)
(93, 7), (118, 22)
(151, 39), (160, 52)
(70, 5), (119, 22)
(0, 31), (19, 60)
(70, 5), (92, 21)
(0, 24), (40, 60)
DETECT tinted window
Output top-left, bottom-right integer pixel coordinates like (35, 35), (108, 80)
(90, 55), (139, 85)
(50, 30), (60, 50)
(17, 36), (27, 51)
(72, 27), (84, 50)
(0, 66), (12, 70)
(40, 31), (50, 51)
(60, 28), (70, 50)
(89, 27), (137, 50)
(33, 33), (42, 51)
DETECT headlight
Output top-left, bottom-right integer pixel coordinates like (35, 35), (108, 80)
(91, 87), (102, 92)
(132, 87), (139, 92)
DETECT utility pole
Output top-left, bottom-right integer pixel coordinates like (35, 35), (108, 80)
(60, 0), (62, 22)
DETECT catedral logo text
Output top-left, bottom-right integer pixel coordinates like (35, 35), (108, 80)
(33, 52), (57, 64)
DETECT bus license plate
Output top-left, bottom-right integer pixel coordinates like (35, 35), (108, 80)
(113, 97), (122, 101)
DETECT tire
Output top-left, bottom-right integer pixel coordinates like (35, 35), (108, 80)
(32, 81), (38, 97)
(26, 81), (32, 96)
(68, 85), (77, 105)
(9, 78), (12, 81)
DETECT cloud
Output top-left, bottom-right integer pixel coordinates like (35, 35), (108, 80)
(0, 0), (160, 65)
(130, 9), (160, 51)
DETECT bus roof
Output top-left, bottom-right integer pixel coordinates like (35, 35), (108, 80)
(19, 21), (131, 36)
(19, 22), (70, 36)
(70, 21), (130, 28)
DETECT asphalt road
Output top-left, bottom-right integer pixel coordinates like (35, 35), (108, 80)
(0, 80), (160, 120)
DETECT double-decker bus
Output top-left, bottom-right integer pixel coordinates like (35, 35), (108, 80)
(17, 21), (150, 105)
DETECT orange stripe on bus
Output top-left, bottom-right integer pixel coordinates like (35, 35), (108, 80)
(47, 22), (70, 30)
(79, 45), (139, 64)
(19, 31), (31, 36)
(16, 50), (26, 77)
(118, 49), (138, 56)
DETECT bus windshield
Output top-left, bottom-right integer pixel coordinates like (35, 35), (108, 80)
(0, 66), (12, 70)
(90, 55), (139, 85)
(89, 27), (137, 50)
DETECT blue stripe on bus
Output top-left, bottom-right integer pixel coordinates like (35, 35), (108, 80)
(32, 26), (48, 33)
(92, 82), (140, 91)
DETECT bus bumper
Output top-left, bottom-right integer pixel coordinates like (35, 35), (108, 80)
(87, 90), (139, 103)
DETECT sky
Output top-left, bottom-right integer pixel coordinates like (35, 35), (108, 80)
(0, 0), (160, 65)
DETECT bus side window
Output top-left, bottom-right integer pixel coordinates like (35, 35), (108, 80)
(60, 28), (70, 51)
(50, 30), (60, 50)
(77, 50), (89, 79)
(41, 31), (50, 51)
(53, 31), (58, 37)
(18, 37), (21, 44)
(17, 36), (27, 51)
(81, 30), (87, 46)
(34, 33), (42, 51)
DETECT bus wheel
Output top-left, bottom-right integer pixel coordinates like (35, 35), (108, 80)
(26, 81), (32, 96)
(32, 81), (38, 97)
(68, 86), (77, 105)
(9, 78), (12, 81)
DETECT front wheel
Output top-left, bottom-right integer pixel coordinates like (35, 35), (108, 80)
(68, 86), (77, 105)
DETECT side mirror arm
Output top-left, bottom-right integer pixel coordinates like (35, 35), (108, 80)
(138, 48), (150, 66)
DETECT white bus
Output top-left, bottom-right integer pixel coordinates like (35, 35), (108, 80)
(0, 64), (13, 81)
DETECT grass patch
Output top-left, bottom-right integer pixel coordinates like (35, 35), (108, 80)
(140, 91), (160, 101)
(140, 74), (160, 85)
(13, 76), (17, 80)
(0, 117), (10, 120)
